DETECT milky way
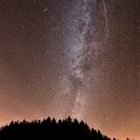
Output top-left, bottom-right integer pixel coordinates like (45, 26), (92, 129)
(62, 0), (110, 120)
(64, 0), (93, 120)
(0, 0), (139, 140)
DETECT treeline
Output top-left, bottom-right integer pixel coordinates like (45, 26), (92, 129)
(0, 117), (121, 140)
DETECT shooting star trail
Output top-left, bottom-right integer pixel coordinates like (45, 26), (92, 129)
(103, 0), (109, 37)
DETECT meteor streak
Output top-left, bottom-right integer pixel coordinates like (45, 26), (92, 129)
(103, 0), (109, 37)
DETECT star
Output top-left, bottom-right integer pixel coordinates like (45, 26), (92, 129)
(43, 8), (48, 12)
(21, 25), (25, 29)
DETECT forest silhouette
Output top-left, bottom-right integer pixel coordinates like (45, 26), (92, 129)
(0, 117), (128, 140)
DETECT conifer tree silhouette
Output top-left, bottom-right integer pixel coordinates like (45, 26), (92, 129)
(0, 117), (119, 140)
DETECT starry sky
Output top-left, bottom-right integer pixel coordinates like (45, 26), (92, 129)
(0, 0), (139, 139)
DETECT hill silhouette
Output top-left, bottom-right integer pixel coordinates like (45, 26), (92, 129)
(0, 117), (118, 140)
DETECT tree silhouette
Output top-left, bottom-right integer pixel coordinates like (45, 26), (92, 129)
(0, 117), (118, 140)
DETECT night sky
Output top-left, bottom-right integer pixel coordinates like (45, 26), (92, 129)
(0, 0), (139, 139)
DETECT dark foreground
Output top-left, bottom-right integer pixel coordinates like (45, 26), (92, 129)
(0, 117), (117, 140)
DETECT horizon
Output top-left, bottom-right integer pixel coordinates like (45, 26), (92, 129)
(0, 117), (124, 140)
(0, 116), (137, 140)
